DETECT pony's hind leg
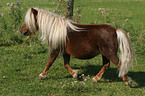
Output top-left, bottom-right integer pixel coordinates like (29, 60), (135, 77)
(38, 49), (59, 79)
(63, 53), (78, 79)
(92, 55), (110, 82)
(105, 55), (133, 86)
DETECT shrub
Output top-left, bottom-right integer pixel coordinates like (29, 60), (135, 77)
(0, 1), (25, 46)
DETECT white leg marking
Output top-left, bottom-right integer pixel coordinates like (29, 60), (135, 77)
(92, 76), (102, 83)
(38, 73), (47, 80)
(127, 76), (132, 87)
(72, 70), (78, 79)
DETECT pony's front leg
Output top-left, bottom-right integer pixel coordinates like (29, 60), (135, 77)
(38, 49), (59, 79)
(92, 55), (110, 82)
(63, 53), (78, 79)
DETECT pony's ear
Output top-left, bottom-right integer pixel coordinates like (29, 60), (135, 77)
(31, 8), (38, 17)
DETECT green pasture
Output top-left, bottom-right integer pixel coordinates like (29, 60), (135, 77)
(0, 0), (145, 96)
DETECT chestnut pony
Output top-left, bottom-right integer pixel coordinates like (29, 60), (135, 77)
(20, 7), (136, 86)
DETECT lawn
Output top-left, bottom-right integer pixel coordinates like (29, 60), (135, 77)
(0, 0), (145, 96)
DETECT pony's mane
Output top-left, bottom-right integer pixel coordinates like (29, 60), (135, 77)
(25, 7), (80, 50)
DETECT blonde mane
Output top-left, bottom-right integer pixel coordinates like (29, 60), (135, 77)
(25, 7), (80, 50)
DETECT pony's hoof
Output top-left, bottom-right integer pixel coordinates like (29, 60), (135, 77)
(92, 76), (101, 83)
(126, 77), (132, 87)
(72, 70), (78, 79)
(92, 77), (98, 82)
(73, 73), (78, 79)
(38, 73), (46, 80)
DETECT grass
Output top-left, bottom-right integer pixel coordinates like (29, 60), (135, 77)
(0, 0), (145, 96)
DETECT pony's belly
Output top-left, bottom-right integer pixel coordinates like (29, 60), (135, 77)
(66, 48), (100, 59)
(74, 52), (100, 59)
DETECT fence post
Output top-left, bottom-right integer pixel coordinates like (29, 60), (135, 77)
(67, 0), (74, 19)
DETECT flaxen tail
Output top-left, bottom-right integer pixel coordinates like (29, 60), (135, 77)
(116, 29), (136, 77)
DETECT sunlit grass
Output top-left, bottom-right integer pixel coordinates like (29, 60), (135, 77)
(0, 0), (145, 96)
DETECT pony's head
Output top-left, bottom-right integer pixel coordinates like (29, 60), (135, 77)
(20, 8), (38, 36)
(20, 7), (80, 50)
(20, 23), (32, 36)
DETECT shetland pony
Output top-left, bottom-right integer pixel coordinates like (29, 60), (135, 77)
(20, 7), (136, 86)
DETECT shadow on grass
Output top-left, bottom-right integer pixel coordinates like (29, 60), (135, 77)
(129, 71), (145, 88)
(65, 65), (145, 88)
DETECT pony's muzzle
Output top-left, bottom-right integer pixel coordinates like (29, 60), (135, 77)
(20, 29), (29, 36)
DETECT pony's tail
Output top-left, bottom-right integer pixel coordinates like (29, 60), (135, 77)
(116, 29), (136, 77)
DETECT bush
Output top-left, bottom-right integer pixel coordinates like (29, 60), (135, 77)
(0, 1), (24, 46)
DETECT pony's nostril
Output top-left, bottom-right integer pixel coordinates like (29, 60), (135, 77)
(23, 31), (29, 36)
(20, 30), (29, 36)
